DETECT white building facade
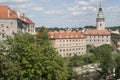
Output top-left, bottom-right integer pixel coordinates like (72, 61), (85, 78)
(0, 6), (35, 40)
(49, 31), (86, 57)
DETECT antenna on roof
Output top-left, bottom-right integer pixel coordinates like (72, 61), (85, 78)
(99, 0), (102, 8)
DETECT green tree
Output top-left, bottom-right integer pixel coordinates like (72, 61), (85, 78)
(90, 44), (114, 79)
(0, 45), (19, 80)
(115, 54), (120, 79)
(3, 33), (68, 80)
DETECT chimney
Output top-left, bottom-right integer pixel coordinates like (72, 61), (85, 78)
(16, 10), (20, 18)
(23, 13), (26, 21)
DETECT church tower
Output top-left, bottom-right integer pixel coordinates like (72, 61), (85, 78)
(96, 2), (105, 30)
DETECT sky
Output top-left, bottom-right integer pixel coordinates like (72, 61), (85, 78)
(0, 0), (120, 28)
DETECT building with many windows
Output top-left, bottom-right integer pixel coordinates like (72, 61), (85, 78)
(83, 3), (111, 46)
(83, 29), (111, 46)
(49, 31), (86, 57)
(0, 6), (35, 40)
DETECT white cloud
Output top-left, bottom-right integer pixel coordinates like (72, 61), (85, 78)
(107, 6), (120, 12)
(90, 0), (98, 3)
(44, 10), (61, 15)
(0, 0), (30, 4)
(72, 11), (86, 16)
(77, 1), (89, 6)
(33, 6), (44, 11)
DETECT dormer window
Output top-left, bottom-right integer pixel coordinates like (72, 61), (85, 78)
(59, 35), (62, 38)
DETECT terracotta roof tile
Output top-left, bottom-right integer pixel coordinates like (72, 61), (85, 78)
(0, 6), (9, 18)
(83, 29), (110, 35)
(0, 6), (34, 24)
(49, 31), (86, 39)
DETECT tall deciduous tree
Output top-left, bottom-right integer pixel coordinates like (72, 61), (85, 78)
(0, 33), (68, 80)
(90, 44), (114, 79)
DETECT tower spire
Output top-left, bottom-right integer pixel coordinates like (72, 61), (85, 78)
(96, 0), (105, 30)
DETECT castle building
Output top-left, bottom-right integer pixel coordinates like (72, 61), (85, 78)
(49, 31), (86, 57)
(83, 3), (111, 46)
(0, 6), (35, 40)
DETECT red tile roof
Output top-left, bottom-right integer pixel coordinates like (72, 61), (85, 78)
(49, 31), (86, 39)
(83, 29), (110, 35)
(0, 6), (9, 18)
(0, 6), (34, 24)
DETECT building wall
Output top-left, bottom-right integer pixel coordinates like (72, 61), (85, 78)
(0, 18), (35, 40)
(86, 35), (111, 46)
(17, 19), (35, 34)
(51, 38), (86, 57)
(26, 24), (35, 35)
(0, 19), (17, 40)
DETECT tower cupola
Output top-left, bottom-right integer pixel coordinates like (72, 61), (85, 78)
(96, 2), (105, 30)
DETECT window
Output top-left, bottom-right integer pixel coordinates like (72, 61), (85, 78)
(66, 49), (67, 51)
(11, 22), (13, 25)
(59, 40), (61, 42)
(2, 33), (5, 38)
(1, 24), (4, 27)
(59, 50), (61, 52)
(28, 29), (30, 32)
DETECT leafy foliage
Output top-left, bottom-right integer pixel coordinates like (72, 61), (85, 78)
(90, 44), (114, 79)
(0, 32), (68, 80)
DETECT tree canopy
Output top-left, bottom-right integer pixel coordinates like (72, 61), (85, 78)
(0, 32), (68, 80)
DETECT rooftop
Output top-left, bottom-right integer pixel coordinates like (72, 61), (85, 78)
(0, 6), (34, 24)
(49, 31), (86, 39)
(83, 29), (110, 35)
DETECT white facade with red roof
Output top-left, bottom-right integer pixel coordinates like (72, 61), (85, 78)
(49, 31), (86, 57)
(83, 3), (111, 46)
(84, 29), (111, 46)
(0, 6), (35, 40)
